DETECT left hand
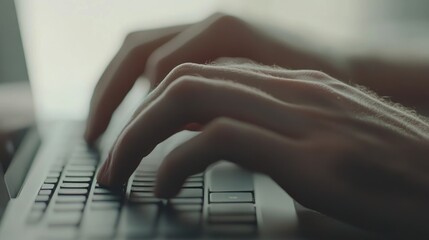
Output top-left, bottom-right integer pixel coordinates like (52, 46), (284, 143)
(98, 60), (429, 236)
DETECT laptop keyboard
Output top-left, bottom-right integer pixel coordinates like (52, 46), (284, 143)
(26, 140), (257, 239)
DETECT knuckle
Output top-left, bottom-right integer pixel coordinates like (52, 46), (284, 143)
(302, 70), (333, 81)
(166, 76), (201, 101)
(168, 63), (202, 79)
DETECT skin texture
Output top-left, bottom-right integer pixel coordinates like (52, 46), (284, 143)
(85, 14), (429, 237)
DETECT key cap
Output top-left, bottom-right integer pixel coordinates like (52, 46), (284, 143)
(209, 203), (255, 216)
(41, 184), (55, 190)
(27, 210), (44, 223)
(133, 176), (156, 182)
(82, 210), (119, 238)
(169, 198), (203, 205)
(63, 177), (91, 183)
(209, 162), (254, 192)
(65, 171), (93, 177)
(35, 195), (50, 202)
(48, 212), (81, 226)
(94, 188), (117, 194)
(47, 172), (61, 178)
(53, 203), (85, 212)
(128, 197), (162, 204)
(176, 189), (203, 198)
(130, 192), (154, 198)
(39, 190), (52, 195)
(91, 202), (121, 210)
(131, 186), (154, 192)
(132, 182), (155, 187)
(60, 183), (90, 188)
(168, 204), (202, 212)
(119, 205), (159, 237)
(208, 215), (256, 224)
(92, 194), (121, 201)
(160, 211), (202, 237)
(183, 182), (203, 188)
(33, 202), (47, 211)
(67, 165), (96, 171)
(44, 178), (59, 184)
(58, 188), (88, 195)
(56, 195), (86, 203)
(209, 192), (253, 203)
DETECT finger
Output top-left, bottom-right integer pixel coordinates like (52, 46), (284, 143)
(154, 117), (301, 198)
(130, 63), (335, 122)
(97, 76), (313, 187)
(144, 14), (254, 86)
(85, 25), (187, 143)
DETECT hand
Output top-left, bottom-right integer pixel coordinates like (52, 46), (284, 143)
(84, 13), (339, 143)
(97, 60), (429, 236)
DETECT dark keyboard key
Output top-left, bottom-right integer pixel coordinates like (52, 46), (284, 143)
(56, 195), (86, 203)
(209, 203), (255, 216)
(209, 162), (254, 192)
(48, 212), (82, 226)
(58, 188), (88, 195)
(41, 183), (55, 190)
(65, 171), (93, 177)
(209, 192), (253, 203)
(39, 190), (52, 195)
(44, 178), (59, 184)
(119, 205), (159, 237)
(35, 195), (50, 202)
(60, 183), (90, 188)
(53, 203), (85, 212)
(63, 177), (91, 183)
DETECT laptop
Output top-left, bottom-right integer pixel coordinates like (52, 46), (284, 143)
(0, 0), (380, 239)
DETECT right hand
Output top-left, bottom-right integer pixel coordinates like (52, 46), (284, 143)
(85, 13), (328, 143)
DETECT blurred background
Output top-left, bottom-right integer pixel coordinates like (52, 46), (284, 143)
(14, 0), (429, 121)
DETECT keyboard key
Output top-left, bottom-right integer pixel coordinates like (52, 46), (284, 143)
(67, 165), (96, 171)
(183, 182), (203, 188)
(119, 205), (159, 237)
(53, 203), (85, 212)
(48, 212), (82, 226)
(47, 172), (61, 178)
(27, 210), (44, 223)
(132, 182), (155, 187)
(209, 203), (255, 216)
(35, 195), (50, 202)
(176, 189), (203, 198)
(92, 194), (121, 201)
(131, 186), (154, 192)
(184, 177), (203, 183)
(168, 204), (202, 212)
(207, 224), (257, 237)
(65, 171), (93, 177)
(130, 192), (154, 198)
(41, 184), (55, 190)
(133, 176), (156, 182)
(93, 188), (117, 194)
(128, 198), (162, 204)
(56, 195), (86, 203)
(209, 192), (253, 203)
(58, 188), (88, 195)
(208, 215), (256, 224)
(90, 202), (121, 210)
(60, 183), (90, 188)
(160, 211), (202, 237)
(209, 162), (254, 192)
(33, 202), (48, 211)
(82, 210), (119, 238)
(39, 190), (52, 195)
(45, 178), (59, 184)
(169, 198), (203, 205)
(63, 177), (91, 183)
